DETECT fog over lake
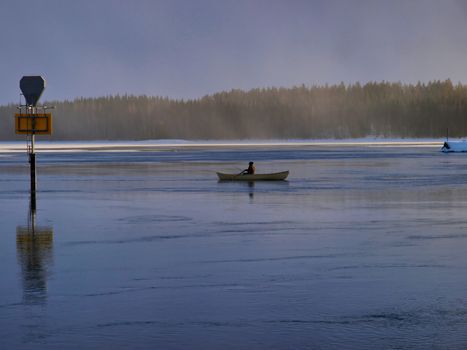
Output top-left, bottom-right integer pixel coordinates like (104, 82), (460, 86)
(2, 140), (467, 349)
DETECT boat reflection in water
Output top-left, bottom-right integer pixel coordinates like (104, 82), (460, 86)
(248, 181), (255, 200)
(16, 200), (53, 305)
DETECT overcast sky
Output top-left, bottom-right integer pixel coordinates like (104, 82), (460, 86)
(1, 0), (467, 105)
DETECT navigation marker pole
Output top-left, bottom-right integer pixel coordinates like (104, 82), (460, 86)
(28, 105), (36, 203)
(15, 76), (53, 212)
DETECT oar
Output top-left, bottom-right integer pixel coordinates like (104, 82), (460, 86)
(233, 169), (246, 178)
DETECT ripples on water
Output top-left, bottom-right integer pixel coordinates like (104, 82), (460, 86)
(2, 143), (467, 349)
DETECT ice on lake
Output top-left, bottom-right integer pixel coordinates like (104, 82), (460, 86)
(2, 140), (467, 349)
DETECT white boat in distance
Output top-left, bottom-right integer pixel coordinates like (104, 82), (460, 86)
(217, 171), (289, 181)
(441, 141), (467, 153)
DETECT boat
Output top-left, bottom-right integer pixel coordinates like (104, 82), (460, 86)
(217, 171), (289, 181)
(441, 141), (467, 153)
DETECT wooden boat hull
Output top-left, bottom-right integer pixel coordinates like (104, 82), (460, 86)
(217, 171), (289, 181)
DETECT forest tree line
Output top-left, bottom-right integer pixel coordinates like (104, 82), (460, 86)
(0, 80), (466, 140)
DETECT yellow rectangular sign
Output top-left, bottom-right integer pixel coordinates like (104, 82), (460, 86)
(15, 113), (52, 135)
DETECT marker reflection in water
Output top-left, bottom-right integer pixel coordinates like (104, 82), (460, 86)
(16, 204), (53, 305)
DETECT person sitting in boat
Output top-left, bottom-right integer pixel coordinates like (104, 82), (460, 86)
(242, 161), (255, 175)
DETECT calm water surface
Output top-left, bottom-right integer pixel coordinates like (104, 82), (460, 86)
(1, 143), (467, 349)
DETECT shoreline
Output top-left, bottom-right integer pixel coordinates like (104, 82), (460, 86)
(0, 138), (446, 153)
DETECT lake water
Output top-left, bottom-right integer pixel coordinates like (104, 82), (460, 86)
(2, 141), (467, 349)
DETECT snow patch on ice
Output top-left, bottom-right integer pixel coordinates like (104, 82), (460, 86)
(0, 138), (445, 153)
